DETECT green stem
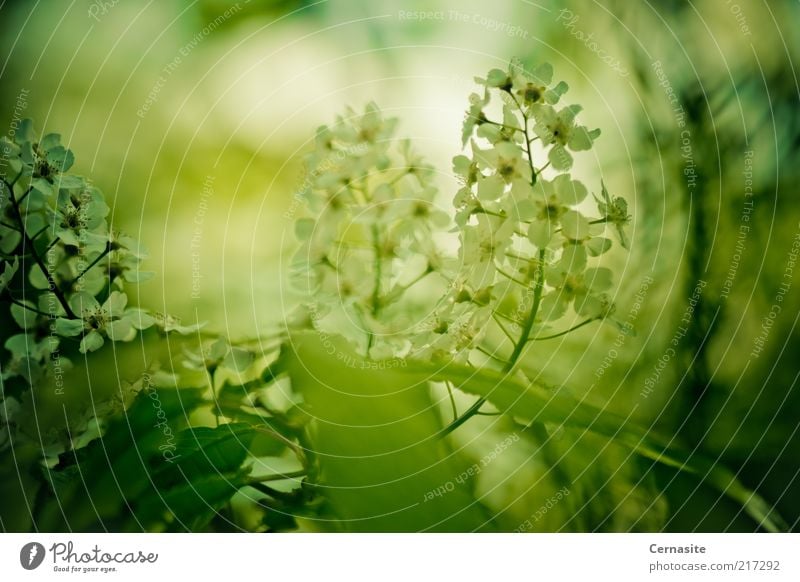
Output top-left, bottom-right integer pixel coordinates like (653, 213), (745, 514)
(17, 187), (33, 205)
(31, 225), (51, 240)
(493, 309), (524, 326)
(442, 252), (545, 437)
(491, 313), (516, 343)
(73, 244), (111, 283)
(1, 221), (21, 232)
(530, 318), (596, 341)
(473, 207), (507, 219)
(445, 381), (458, 422)
(43, 236), (60, 254)
(383, 266), (433, 304)
(247, 469), (306, 485)
(3, 293), (52, 318)
(440, 90), (545, 436)
(2, 179), (76, 318)
(504, 249), (546, 368)
(494, 262), (532, 289)
(475, 345), (510, 365)
(509, 92), (537, 187)
(441, 395), (488, 436)
(483, 118), (525, 133)
(367, 224), (382, 356)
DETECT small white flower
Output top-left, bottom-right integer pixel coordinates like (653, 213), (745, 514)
(527, 175), (591, 247)
(533, 104), (600, 171)
(509, 60), (569, 110)
(460, 215), (516, 288)
(55, 291), (148, 353)
(539, 261), (614, 322)
(461, 88), (490, 146)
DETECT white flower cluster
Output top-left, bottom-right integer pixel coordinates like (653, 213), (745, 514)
(417, 59), (630, 365)
(291, 103), (450, 358)
(292, 60), (631, 367)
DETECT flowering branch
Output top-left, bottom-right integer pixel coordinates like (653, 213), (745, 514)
(2, 177), (77, 318)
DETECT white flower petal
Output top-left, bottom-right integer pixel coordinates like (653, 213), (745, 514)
(553, 174), (588, 205)
(560, 210), (591, 240)
(528, 219), (554, 248)
(549, 145), (573, 171)
(584, 267), (614, 292)
(79, 330), (105, 353)
(559, 245), (587, 274)
(477, 174), (505, 200)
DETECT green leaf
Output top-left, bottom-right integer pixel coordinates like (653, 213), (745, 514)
(0, 228), (21, 254)
(281, 331), (494, 532)
(222, 347), (254, 373)
(134, 422), (256, 531)
(136, 471), (251, 531)
(40, 387), (207, 531)
(167, 423), (255, 482)
(402, 360), (789, 533)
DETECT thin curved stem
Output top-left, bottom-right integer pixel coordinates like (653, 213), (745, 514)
(384, 266), (433, 304)
(475, 345), (510, 366)
(474, 207), (506, 219)
(445, 381), (458, 423)
(441, 394), (487, 436)
(482, 118), (525, 133)
(508, 92), (537, 187)
(73, 244), (111, 283)
(366, 223), (382, 356)
(31, 225), (52, 241)
(440, 89), (546, 437)
(1, 221), (21, 232)
(493, 310), (524, 327)
(2, 293), (51, 318)
(529, 318), (596, 342)
(491, 313), (516, 343)
(505, 249), (546, 368)
(17, 187), (34, 205)
(494, 263), (531, 289)
(441, 248), (546, 438)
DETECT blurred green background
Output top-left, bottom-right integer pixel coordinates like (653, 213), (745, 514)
(1, 0), (799, 531)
